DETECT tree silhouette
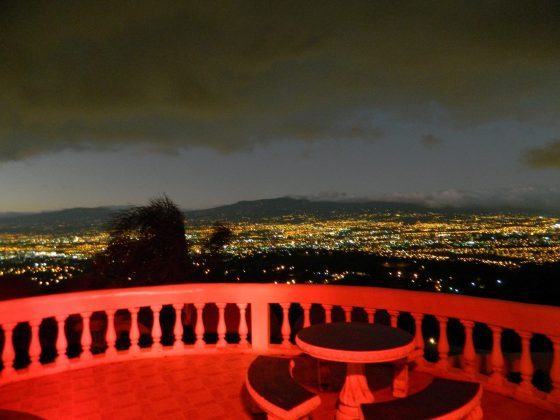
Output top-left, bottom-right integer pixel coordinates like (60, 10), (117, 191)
(199, 222), (233, 280)
(204, 222), (233, 256)
(94, 195), (190, 286)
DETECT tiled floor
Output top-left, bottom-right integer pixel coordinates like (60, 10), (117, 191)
(0, 353), (556, 419)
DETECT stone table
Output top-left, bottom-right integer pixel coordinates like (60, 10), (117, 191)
(296, 322), (415, 420)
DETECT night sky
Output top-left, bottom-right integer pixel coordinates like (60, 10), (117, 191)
(1, 1), (559, 212)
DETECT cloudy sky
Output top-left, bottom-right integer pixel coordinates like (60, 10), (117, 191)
(1, 1), (559, 212)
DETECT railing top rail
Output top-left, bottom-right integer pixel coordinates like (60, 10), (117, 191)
(0, 283), (559, 337)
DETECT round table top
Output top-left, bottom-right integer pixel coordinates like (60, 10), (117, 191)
(296, 322), (415, 363)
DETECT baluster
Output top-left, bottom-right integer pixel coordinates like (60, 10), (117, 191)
(217, 303), (227, 347)
(549, 336), (560, 404)
(323, 304), (333, 323)
(237, 303), (249, 347)
(488, 325), (505, 386)
(29, 320), (42, 370)
(173, 304), (184, 350)
(80, 312), (93, 360)
(151, 305), (162, 352)
(411, 313), (425, 363)
(388, 310), (399, 328)
(436, 316), (449, 370)
(105, 309), (117, 357)
(365, 308), (376, 324)
(129, 307), (140, 354)
(461, 320), (476, 376)
(1, 323), (16, 376)
(518, 331), (534, 393)
(55, 315), (68, 365)
(194, 303), (205, 349)
(301, 303), (311, 328)
(280, 303), (291, 347)
(342, 306), (352, 322)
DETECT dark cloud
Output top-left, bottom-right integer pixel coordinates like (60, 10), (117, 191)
(1, 1), (560, 161)
(523, 140), (560, 169)
(420, 134), (444, 149)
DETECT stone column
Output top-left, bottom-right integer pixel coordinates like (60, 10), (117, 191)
(301, 303), (312, 328)
(172, 304), (184, 350)
(55, 315), (68, 365)
(280, 303), (291, 347)
(548, 336), (560, 404)
(151, 305), (163, 352)
(461, 320), (476, 376)
(323, 304), (333, 323)
(436, 316), (449, 370)
(237, 303), (249, 347)
(518, 331), (534, 394)
(388, 310), (399, 328)
(105, 309), (117, 357)
(129, 307), (140, 354)
(411, 312), (425, 365)
(28, 319), (42, 371)
(342, 306), (352, 323)
(216, 303), (227, 347)
(365, 308), (376, 324)
(194, 303), (205, 349)
(1, 323), (16, 377)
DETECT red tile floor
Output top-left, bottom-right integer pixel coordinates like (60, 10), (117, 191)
(0, 353), (556, 419)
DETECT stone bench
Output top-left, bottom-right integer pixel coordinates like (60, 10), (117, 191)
(246, 356), (321, 420)
(360, 378), (483, 420)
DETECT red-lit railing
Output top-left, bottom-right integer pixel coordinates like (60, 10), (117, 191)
(0, 284), (559, 412)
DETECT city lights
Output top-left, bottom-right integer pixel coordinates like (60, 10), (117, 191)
(1, 211), (559, 289)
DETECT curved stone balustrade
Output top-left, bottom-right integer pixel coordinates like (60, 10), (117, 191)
(0, 283), (559, 413)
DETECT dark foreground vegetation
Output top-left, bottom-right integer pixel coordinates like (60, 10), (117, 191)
(1, 249), (559, 308)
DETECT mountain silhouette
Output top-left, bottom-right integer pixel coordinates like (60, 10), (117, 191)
(184, 197), (428, 221)
(0, 196), (544, 233)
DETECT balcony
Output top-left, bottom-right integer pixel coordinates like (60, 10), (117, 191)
(1, 283), (559, 418)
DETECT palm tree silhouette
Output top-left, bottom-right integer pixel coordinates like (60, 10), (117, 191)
(95, 195), (190, 286)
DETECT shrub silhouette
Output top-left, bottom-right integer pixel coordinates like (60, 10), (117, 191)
(198, 222), (233, 281)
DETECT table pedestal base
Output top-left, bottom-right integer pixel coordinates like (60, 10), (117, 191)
(393, 359), (409, 398)
(336, 363), (374, 420)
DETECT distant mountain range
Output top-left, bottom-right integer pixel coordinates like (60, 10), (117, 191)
(0, 207), (124, 233)
(184, 197), (431, 221)
(0, 196), (552, 233)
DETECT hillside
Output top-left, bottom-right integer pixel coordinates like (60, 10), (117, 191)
(0, 196), (541, 233)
